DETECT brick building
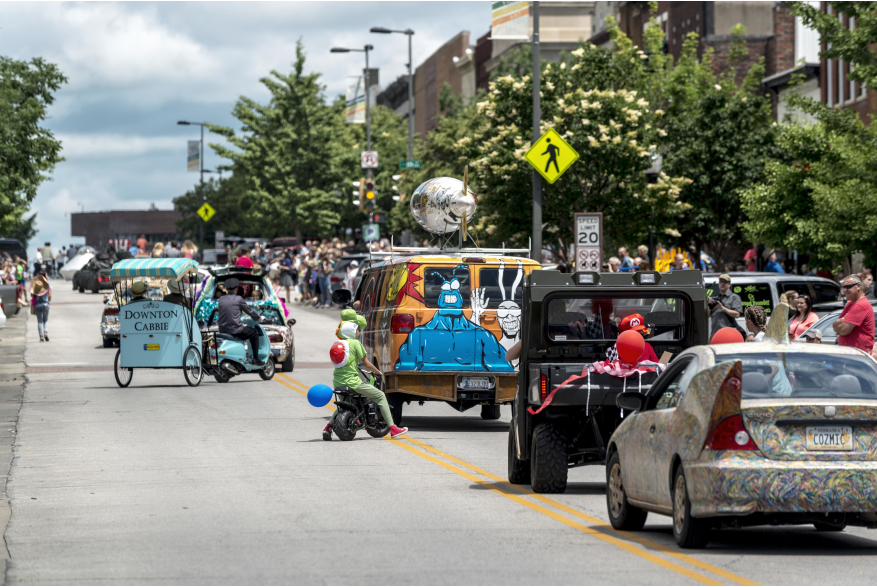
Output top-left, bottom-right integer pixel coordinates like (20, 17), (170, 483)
(71, 209), (183, 249)
(412, 31), (472, 137)
(819, 3), (875, 124)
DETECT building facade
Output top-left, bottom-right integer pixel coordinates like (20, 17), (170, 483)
(71, 210), (183, 249)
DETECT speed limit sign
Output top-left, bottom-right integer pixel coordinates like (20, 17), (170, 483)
(574, 212), (603, 271)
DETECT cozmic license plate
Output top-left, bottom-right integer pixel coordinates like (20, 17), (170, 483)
(806, 426), (853, 451)
(460, 377), (491, 390)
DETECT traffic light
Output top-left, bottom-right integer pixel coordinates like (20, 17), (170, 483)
(364, 179), (376, 211)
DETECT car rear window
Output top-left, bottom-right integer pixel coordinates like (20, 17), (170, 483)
(423, 266), (471, 308)
(723, 352), (877, 399)
(478, 267), (524, 308)
(706, 281), (774, 315)
(545, 295), (688, 342)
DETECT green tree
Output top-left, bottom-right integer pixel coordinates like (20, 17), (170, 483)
(662, 27), (779, 266)
(173, 173), (253, 244)
(0, 56), (67, 245)
(206, 41), (348, 243)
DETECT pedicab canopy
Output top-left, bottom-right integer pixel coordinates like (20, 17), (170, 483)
(109, 258), (199, 282)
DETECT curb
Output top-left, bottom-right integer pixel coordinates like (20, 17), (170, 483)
(0, 311), (27, 583)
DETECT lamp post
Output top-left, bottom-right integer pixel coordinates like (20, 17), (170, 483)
(644, 153), (663, 270)
(370, 26), (415, 162)
(177, 120), (208, 259)
(331, 45), (374, 180)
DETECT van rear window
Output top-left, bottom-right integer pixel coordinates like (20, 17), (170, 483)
(423, 266), (471, 308)
(478, 267), (524, 308)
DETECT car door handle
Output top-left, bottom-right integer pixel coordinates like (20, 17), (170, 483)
(649, 424), (656, 434)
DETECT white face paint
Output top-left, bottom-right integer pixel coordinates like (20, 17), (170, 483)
(497, 300), (521, 337)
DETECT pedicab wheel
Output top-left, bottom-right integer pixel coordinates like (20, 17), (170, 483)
(672, 465), (711, 549)
(606, 452), (647, 530)
(183, 346), (203, 387)
(113, 349), (133, 388)
(259, 359), (276, 381)
(333, 411), (357, 441)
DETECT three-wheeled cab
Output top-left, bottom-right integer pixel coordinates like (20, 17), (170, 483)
(509, 270), (709, 493)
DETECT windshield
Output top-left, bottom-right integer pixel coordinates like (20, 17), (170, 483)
(722, 352), (877, 399)
(207, 305), (283, 326)
(545, 295), (688, 342)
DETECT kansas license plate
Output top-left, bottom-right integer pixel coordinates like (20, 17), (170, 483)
(144, 344), (160, 351)
(460, 377), (491, 390)
(806, 426), (853, 451)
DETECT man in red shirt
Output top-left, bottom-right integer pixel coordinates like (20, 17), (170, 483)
(834, 275), (875, 352)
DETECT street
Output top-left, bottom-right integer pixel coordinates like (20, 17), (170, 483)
(0, 285), (872, 585)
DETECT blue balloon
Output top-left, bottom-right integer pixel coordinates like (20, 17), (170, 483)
(307, 384), (334, 407)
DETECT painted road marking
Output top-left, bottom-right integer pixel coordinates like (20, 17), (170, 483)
(274, 372), (758, 586)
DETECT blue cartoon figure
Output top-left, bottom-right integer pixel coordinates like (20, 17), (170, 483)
(395, 266), (513, 372)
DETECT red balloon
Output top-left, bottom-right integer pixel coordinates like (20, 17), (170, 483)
(711, 327), (744, 345)
(617, 330), (645, 364)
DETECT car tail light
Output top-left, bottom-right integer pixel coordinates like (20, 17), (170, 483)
(330, 276), (341, 283)
(268, 332), (283, 343)
(104, 307), (119, 315)
(705, 415), (758, 450)
(540, 373), (548, 402)
(391, 314), (414, 334)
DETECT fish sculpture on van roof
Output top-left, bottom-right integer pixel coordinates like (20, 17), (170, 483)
(395, 266), (513, 372)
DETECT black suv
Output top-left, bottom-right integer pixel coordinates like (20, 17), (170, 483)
(509, 270), (709, 493)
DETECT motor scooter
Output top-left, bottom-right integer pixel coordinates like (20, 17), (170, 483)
(203, 316), (275, 383)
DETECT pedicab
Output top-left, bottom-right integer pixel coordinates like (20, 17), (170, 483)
(109, 258), (203, 388)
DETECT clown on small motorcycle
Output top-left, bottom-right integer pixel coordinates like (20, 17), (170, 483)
(322, 309), (408, 441)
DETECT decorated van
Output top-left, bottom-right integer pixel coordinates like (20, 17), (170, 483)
(354, 254), (540, 424)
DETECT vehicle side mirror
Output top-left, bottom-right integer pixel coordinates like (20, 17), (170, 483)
(616, 392), (645, 412)
(288, 318), (297, 326)
(332, 288), (352, 306)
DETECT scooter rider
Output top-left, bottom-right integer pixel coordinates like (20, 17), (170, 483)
(217, 277), (264, 366)
(323, 310), (408, 440)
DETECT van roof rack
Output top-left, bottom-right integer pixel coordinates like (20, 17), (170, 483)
(367, 237), (533, 262)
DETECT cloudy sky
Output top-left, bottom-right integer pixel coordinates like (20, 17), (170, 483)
(2, 1), (492, 257)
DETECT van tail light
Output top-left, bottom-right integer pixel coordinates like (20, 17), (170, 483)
(540, 374), (548, 402)
(391, 314), (414, 334)
(705, 415), (758, 450)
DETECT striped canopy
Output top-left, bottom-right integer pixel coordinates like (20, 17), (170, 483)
(109, 258), (199, 281)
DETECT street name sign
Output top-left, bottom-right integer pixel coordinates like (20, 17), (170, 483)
(575, 212), (602, 271)
(197, 203), (216, 222)
(361, 151), (379, 169)
(525, 128), (579, 184)
(400, 160), (422, 169)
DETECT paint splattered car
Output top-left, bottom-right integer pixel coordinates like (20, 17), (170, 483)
(194, 268), (295, 372)
(353, 253), (540, 424)
(606, 305), (877, 548)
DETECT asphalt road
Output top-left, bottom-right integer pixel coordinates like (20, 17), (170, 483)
(6, 285), (877, 585)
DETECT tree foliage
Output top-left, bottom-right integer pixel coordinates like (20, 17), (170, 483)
(0, 56), (66, 244)
(206, 41), (348, 242)
(173, 174), (252, 243)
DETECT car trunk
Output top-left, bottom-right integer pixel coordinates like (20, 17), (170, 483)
(742, 401), (877, 461)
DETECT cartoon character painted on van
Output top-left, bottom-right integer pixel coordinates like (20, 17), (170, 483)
(472, 260), (523, 367)
(395, 265), (513, 372)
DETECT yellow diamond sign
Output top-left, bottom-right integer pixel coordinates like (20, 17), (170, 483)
(196, 202), (216, 222)
(524, 128), (579, 184)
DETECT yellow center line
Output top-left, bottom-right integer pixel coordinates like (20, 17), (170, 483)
(387, 437), (723, 586)
(402, 436), (759, 587)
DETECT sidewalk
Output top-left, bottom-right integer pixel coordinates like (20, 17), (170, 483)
(0, 310), (27, 580)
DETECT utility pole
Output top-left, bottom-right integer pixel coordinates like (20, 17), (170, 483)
(199, 123), (204, 257)
(532, 1), (542, 263)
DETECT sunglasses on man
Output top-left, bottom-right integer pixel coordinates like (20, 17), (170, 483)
(842, 283), (860, 290)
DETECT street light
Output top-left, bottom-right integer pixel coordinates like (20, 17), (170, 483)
(371, 26), (415, 162)
(177, 120), (209, 258)
(331, 44), (374, 180)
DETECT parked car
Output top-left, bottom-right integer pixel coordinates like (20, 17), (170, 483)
(0, 238), (27, 262)
(607, 335), (877, 548)
(703, 273), (841, 331)
(798, 301), (877, 345)
(194, 268), (295, 372)
(330, 254), (371, 294)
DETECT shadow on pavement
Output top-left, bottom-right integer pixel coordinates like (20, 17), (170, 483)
(398, 415), (508, 433)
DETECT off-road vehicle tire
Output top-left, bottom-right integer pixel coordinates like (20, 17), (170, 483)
(672, 465), (711, 548)
(530, 423), (567, 493)
(333, 411), (357, 441)
(508, 421), (530, 484)
(606, 452), (647, 530)
(481, 404), (501, 420)
(387, 393), (404, 426)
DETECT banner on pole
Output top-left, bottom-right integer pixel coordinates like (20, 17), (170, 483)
(491, 1), (530, 40)
(346, 76), (366, 124)
(187, 140), (200, 172)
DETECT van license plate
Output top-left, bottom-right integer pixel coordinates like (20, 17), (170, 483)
(806, 426), (853, 451)
(460, 377), (491, 390)
(144, 344), (160, 351)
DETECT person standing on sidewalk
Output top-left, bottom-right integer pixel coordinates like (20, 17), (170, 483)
(30, 272), (52, 342)
(834, 275), (875, 353)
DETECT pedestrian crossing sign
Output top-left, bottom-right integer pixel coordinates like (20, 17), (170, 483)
(524, 128), (579, 184)
(196, 202), (216, 222)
